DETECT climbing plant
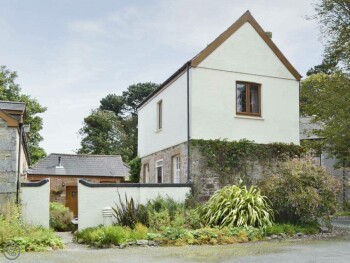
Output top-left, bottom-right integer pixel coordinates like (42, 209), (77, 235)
(191, 139), (305, 185)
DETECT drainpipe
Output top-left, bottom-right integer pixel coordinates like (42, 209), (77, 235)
(16, 123), (23, 204)
(186, 62), (191, 183)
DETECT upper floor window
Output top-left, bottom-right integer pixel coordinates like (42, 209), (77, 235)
(236, 82), (261, 116)
(157, 100), (162, 130)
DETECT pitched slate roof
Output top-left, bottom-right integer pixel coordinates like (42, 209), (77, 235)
(137, 10), (301, 109)
(300, 116), (323, 140)
(0, 100), (26, 112)
(28, 153), (129, 177)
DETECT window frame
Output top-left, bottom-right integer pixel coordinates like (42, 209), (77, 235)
(171, 155), (181, 183)
(155, 159), (163, 183)
(157, 100), (163, 130)
(236, 81), (262, 117)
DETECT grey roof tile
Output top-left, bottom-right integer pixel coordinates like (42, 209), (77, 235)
(28, 153), (129, 177)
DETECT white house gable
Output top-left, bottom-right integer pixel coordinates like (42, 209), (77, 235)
(198, 22), (295, 80)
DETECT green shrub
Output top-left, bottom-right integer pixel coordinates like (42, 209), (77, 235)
(259, 158), (340, 225)
(112, 193), (149, 228)
(150, 226), (263, 246)
(148, 210), (171, 231)
(146, 196), (185, 220)
(49, 202), (74, 231)
(75, 223), (148, 248)
(265, 223), (319, 236)
(0, 203), (64, 251)
(201, 182), (273, 229)
(129, 157), (141, 182)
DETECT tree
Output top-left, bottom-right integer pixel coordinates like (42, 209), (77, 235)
(78, 82), (158, 163)
(311, 0), (350, 72)
(300, 72), (350, 166)
(0, 65), (46, 163)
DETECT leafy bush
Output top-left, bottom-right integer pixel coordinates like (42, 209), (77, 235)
(265, 223), (319, 236)
(112, 193), (149, 228)
(49, 202), (74, 231)
(129, 157), (141, 182)
(0, 203), (64, 251)
(201, 182), (273, 229)
(150, 226), (263, 246)
(75, 223), (148, 248)
(259, 158), (340, 224)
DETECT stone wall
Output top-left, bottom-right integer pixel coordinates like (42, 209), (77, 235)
(190, 145), (277, 202)
(140, 142), (188, 183)
(0, 118), (18, 205)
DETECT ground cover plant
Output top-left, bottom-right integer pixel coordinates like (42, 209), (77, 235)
(0, 203), (64, 252)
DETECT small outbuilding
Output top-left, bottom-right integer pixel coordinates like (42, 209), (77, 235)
(27, 153), (129, 216)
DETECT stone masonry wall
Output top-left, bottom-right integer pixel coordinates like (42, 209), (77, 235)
(0, 118), (18, 206)
(140, 142), (188, 183)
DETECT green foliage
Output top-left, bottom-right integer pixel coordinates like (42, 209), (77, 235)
(151, 226), (263, 246)
(259, 158), (340, 224)
(112, 193), (149, 228)
(0, 203), (64, 251)
(265, 223), (319, 236)
(202, 182), (273, 229)
(129, 156), (141, 182)
(0, 65), (46, 163)
(312, 0), (350, 72)
(300, 72), (350, 167)
(75, 223), (148, 248)
(79, 82), (158, 162)
(192, 139), (304, 184)
(49, 202), (74, 232)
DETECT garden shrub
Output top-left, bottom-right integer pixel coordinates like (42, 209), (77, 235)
(75, 224), (148, 248)
(49, 202), (74, 231)
(201, 182), (273, 229)
(259, 158), (340, 225)
(0, 203), (64, 251)
(265, 223), (319, 236)
(112, 193), (149, 228)
(150, 226), (263, 246)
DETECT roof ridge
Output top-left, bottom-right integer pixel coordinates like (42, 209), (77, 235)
(49, 153), (122, 157)
(0, 100), (26, 104)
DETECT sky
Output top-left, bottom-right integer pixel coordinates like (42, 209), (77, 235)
(0, 0), (324, 155)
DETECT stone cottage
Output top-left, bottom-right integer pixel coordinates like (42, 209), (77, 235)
(0, 100), (30, 206)
(27, 153), (129, 216)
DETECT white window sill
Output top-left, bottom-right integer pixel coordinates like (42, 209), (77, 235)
(234, 115), (264, 121)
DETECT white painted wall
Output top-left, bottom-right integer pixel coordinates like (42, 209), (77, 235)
(138, 72), (188, 157)
(21, 179), (50, 228)
(78, 181), (191, 230)
(191, 21), (299, 144)
(191, 67), (300, 144)
(198, 23), (295, 80)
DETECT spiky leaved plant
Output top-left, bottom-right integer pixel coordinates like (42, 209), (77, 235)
(202, 182), (273, 229)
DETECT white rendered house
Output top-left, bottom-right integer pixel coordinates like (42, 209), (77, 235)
(137, 11), (301, 185)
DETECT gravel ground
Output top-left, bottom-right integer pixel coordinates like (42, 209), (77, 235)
(1, 218), (349, 263)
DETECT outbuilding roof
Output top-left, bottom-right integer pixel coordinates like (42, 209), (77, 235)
(28, 153), (129, 177)
(0, 100), (26, 112)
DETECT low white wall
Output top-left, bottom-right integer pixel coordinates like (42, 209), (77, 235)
(21, 179), (50, 228)
(78, 180), (191, 230)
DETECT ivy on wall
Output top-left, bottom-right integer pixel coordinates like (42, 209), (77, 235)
(191, 139), (305, 185)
